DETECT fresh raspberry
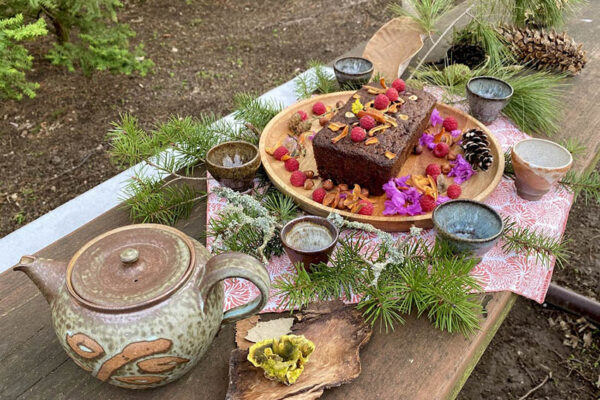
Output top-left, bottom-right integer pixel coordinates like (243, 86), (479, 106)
(425, 163), (441, 180)
(442, 116), (458, 132)
(433, 142), (450, 158)
(392, 78), (406, 92)
(350, 127), (366, 142)
(273, 146), (289, 160)
(284, 157), (300, 172)
(419, 195), (436, 212)
(385, 88), (399, 102)
(312, 187), (327, 203)
(290, 171), (307, 187)
(312, 101), (326, 115)
(374, 94), (390, 110)
(360, 115), (376, 130)
(447, 184), (462, 199)
(297, 110), (308, 121)
(357, 200), (374, 215)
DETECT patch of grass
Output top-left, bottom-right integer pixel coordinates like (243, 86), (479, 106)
(13, 211), (26, 225)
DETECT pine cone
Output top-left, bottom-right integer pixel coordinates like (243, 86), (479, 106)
(461, 129), (493, 171)
(496, 25), (587, 75)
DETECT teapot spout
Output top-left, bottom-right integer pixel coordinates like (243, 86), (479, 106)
(14, 256), (67, 305)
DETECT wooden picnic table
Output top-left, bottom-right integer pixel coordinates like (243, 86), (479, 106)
(1, 4), (599, 399)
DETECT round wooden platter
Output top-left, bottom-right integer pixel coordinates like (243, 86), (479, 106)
(258, 91), (504, 232)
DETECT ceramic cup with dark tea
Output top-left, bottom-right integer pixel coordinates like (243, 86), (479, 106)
(432, 199), (504, 258)
(466, 76), (513, 124)
(511, 138), (573, 201)
(280, 216), (339, 271)
(206, 141), (261, 191)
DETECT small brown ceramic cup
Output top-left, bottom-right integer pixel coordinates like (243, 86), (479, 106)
(280, 216), (339, 272)
(511, 138), (573, 201)
(206, 141), (261, 191)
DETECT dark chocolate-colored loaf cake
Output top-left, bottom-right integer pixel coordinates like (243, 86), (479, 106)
(312, 85), (436, 196)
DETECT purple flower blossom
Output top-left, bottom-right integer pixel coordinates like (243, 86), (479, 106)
(430, 108), (443, 127)
(450, 129), (462, 138)
(382, 177), (424, 216)
(436, 195), (451, 205)
(448, 154), (476, 184)
(308, 134), (315, 141)
(419, 132), (436, 150)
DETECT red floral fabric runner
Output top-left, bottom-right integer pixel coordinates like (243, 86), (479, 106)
(207, 94), (573, 313)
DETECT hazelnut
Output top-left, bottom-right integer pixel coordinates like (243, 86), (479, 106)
(322, 179), (334, 191)
(303, 179), (314, 190)
(448, 151), (457, 161)
(336, 100), (345, 109)
(338, 183), (349, 192)
(441, 163), (451, 174)
(319, 117), (330, 126)
(413, 144), (423, 155)
(361, 187), (369, 197)
(304, 170), (315, 179)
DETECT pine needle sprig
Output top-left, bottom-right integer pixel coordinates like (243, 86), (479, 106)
(560, 170), (600, 204)
(232, 92), (283, 132)
(453, 20), (514, 67)
(561, 138), (586, 158)
(262, 189), (299, 223)
(502, 217), (570, 268)
(121, 176), (206, 225)
(388, 0), (453, 35)
(294, 61), (338, 100)
(503, 150), (515, 179)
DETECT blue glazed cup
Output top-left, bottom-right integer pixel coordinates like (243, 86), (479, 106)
(333, 57), (374, 89)
(466, 76), (513, 124)
(432, 199), (504, 257)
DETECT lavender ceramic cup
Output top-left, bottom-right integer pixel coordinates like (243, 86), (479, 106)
(511, 138), (573, 201)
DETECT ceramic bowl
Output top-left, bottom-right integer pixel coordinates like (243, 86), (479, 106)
(511, 138), (573, 201)
(466, 76), (513, 124)
(432, 200), (504, 257)
(206, 141), (261, 191)
(333, 57), (374, 89)
(280, 216), (339, 272)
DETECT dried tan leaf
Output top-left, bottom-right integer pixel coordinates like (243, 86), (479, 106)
(245, 318), (295, 343)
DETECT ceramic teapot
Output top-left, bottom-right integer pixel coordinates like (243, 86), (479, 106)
(14, 224), (270, 389)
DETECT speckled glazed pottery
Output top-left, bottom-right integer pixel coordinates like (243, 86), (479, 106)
(433, 200), (504, 257)
(466, 76), (513, 124)
(511, 138), (573, 201)
(333, 57), (374, 89)
(14, 224), (270, 389)
(206, 141), (261, 191)
(280, 216), (339, 272)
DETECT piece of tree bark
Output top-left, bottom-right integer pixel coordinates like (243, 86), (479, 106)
(227, 302), (372, 400)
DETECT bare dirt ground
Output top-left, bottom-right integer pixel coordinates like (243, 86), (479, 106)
(0, 0), (598, 398)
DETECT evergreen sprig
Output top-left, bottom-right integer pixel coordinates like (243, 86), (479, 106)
(560, 170), (600, 204)
(502, 217), (570, 268)
(233, 92), (283, 133)
(388, 0), (453, 35)
(294, 61), (339, 100)
(275, 231), (483, 336)
(0, 14), (47, 100)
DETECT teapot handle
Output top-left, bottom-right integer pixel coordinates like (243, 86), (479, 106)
(200, 252), (270, 325)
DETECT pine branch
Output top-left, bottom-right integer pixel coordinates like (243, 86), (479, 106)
(561, 138), (586, 158)
(294, 61), (339, 100)
(388, 0), (454, 36)
(502, 217), (570, 268)
(560, 170), (600, 204)
(233, 92), (283, 132)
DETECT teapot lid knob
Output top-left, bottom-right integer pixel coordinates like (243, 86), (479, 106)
(120, 248), (139, 264)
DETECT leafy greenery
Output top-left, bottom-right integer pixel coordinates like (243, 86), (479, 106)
(388, 0), (453, 35)
(502, 217), (570, 268)
(0, 0), (152, 97)
(560, 170), (600, 204)
(0, 14), (47, 99)
(276, 228), (483, 336)
(561, 138), (586, 158)
(233, 92), (283, 133)
(294, 61), (338, 100)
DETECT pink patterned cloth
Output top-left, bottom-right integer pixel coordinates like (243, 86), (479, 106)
(206, 97), (573, 313)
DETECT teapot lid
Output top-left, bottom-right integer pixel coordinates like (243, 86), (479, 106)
(66, 224), (196, 312)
